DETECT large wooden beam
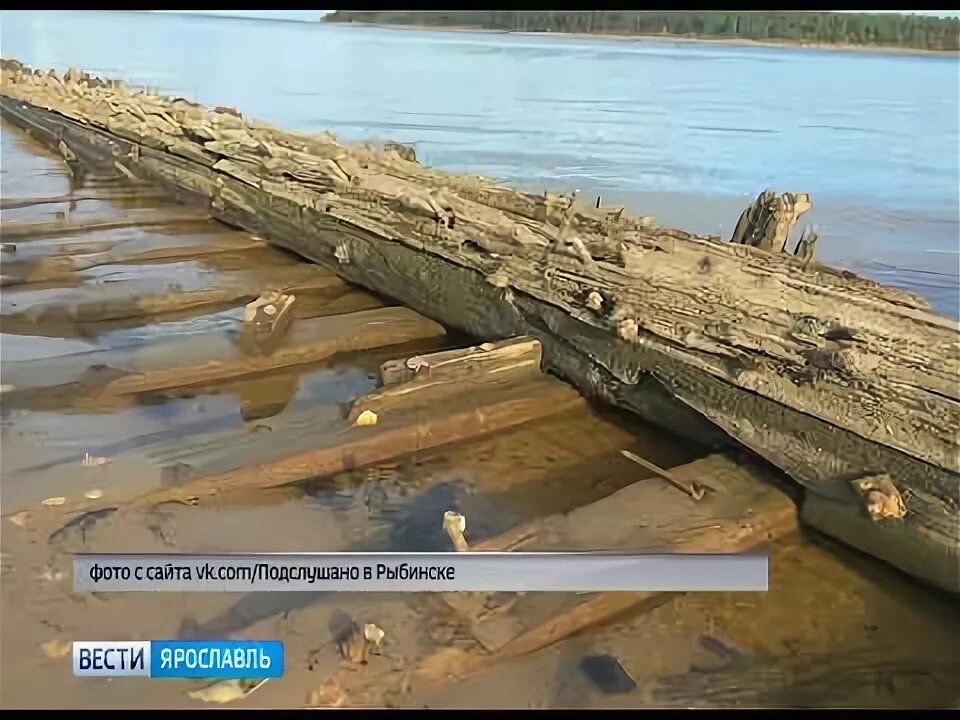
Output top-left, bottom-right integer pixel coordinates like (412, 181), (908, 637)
(1, 60), (956, 593)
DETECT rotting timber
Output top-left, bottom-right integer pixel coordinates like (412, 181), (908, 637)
(1, 59), (957, 595)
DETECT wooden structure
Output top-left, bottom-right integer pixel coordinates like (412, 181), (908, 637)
(1, 59), (957, 594)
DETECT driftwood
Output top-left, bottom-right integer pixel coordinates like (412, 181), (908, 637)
(1, 59), (956, 594)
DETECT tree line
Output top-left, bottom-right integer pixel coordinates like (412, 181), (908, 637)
(324, 11), (960, 52)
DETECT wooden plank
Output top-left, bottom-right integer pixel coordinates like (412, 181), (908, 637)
(17, 373), (585, 542)
(412, 453), (797, 685)
(0, 189), (171, 210)
(0, 212), (211, 238)
(355, 337), (544, 422)
(379, 336), (542, 386)
(646, 646), (960, 707)
(136, 410), (689, 645)
(131, 375), (584, 510)
(2, 305), (445, 400)
(0, 232), (269, 286)
(0, 263), (348, 330)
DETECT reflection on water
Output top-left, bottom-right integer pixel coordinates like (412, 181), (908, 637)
(0, 11), (956, 316)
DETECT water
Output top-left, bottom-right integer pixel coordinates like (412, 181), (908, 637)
(1, 10), (957, 316)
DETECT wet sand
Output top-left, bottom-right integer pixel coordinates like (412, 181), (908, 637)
(1, 120), (958, 710)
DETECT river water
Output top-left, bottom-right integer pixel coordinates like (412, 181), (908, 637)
(1, 10), (957, 317)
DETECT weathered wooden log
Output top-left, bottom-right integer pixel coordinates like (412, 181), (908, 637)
(1, 60), (956, 593)
(730, 190), (812, 254)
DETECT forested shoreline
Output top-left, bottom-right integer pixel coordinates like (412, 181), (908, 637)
(323, 11), (960, 52)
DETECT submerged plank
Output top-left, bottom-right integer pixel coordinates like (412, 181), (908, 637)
(0, 231), (269, 286)
(129, 374), (583, 510)
(414, 454), (797, 684)
(14, 369), (584, 543)
(0, 189), (171, 209)
(1, 61), (956, 593)
(2, 305), (444, 400)
(0, 262), (347, 330)
(130, 410), (687, 644)
(0, 212), (211, 238)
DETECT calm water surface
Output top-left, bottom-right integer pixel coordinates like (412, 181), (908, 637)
(1, 11), (957, 316)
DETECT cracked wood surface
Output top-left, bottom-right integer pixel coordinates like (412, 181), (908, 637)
(1, 60), (957, 593)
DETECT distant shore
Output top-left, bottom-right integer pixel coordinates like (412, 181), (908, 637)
(332, 21), (960, 58)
